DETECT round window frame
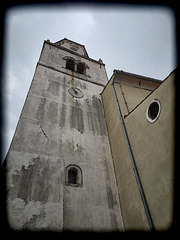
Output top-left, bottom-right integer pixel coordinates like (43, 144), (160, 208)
(146, 99), (161, 123)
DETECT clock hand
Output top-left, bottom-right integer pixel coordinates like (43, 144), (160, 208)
(73, 88), (78, 95)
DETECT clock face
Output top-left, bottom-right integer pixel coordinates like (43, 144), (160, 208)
(68, 87), (84, 98)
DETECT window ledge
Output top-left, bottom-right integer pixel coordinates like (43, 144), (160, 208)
(65, 183), (83, 187)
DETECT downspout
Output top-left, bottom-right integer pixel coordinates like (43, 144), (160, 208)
(112, 76), (155, 231)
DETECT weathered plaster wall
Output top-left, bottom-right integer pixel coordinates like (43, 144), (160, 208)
(5, 41), (124, 231)
(6, 152), (64, 231)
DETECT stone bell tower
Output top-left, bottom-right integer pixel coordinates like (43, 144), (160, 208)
(5, 38), (124, 231)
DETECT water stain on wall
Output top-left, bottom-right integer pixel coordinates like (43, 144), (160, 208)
(59, 104), (67, 128)
(70, 100), (84, 133)
(47, 80), (61, 97)
(10, 157), (62, 204)
(86, 96), (107, 136)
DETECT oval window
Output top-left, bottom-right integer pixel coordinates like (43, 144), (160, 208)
(146, 99), (161, 123)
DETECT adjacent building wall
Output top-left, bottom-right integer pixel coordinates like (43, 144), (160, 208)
(125, 71), (175, 230)
(102, 76), (150, 230)
(112, 71), (161, 117)
(101, 70), (175, 230)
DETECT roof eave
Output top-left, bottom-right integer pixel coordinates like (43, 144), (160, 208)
(113, 69), (162, 83)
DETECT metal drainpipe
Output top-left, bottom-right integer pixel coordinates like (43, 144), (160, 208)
(112, 78), (155, 231)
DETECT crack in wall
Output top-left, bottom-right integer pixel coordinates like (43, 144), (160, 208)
(40, 125), (49, 140)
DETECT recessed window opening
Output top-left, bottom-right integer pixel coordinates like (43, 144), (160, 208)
(77, 63), (85, 75)
(66, 59), (75, 71)
(148, 102), (159, 120)
(146, 99), (161, 123)
(68, 168), (78, 184)
(65, 165), (83, 187)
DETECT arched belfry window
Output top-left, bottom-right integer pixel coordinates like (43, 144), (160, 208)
(64, 56), (89, 76)
(66, 58), (75, 71)
(65, 165), (83, 187)
(77, 62), (85, 75)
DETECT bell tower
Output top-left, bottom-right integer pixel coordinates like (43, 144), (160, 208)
(5, 38), (124, 231)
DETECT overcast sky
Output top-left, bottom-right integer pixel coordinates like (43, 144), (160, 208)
(2, 3), (177, 161)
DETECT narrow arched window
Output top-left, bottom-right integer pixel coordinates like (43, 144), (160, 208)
(77, 62), (85, 75)
(65, 165), (83, 187)
(68, 168), (78, 184)
(66, 59), (75, 71)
